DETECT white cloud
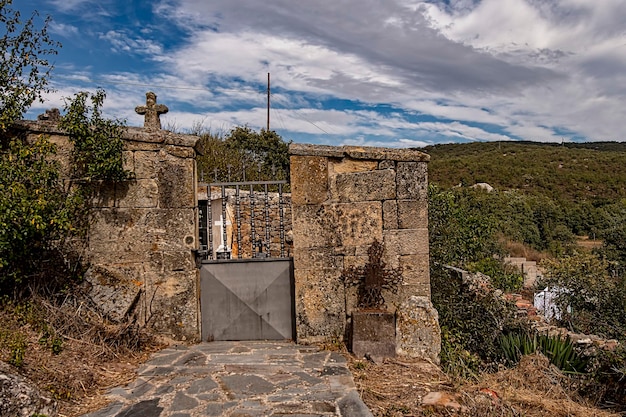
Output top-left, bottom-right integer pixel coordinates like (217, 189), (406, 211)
(26, 0), (626, 145)
(48, 22), (79, 37)
(99, 30), (163, 55)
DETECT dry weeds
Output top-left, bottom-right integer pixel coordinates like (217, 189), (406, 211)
(350, 353), (622, 417)
(0, 295), (164, 417)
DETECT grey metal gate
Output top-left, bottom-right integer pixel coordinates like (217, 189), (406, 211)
(201, 258), (294, 341)
(198, 176), (294, 341)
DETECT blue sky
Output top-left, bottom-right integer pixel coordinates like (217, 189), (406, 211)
(14, 0), (626, 147)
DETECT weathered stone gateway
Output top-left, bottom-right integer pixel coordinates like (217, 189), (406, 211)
(18, 94), (439, 358)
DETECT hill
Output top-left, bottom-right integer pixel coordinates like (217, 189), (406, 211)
(420, 141), (626, 204)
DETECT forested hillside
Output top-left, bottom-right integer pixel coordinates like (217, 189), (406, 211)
(422, 141), (626, 203)
(420, 141), (626, 263)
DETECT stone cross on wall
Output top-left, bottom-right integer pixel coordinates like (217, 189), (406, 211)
(135, 91), (168, 130)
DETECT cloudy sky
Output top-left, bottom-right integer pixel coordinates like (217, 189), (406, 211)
(15, 0), (626, 147)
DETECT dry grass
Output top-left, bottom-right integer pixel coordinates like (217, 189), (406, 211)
(0, 295), (164, 417)
(350, 353), (621, 417)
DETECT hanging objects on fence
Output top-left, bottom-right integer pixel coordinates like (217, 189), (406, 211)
(198, 177), (288, 261)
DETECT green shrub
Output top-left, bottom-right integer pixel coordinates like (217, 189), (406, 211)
(431, 265), (528, 372)
(466, 257), (523, 292)
(498, 331), (588, 373)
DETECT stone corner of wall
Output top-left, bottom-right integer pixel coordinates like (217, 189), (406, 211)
(289, 143), (344, 157)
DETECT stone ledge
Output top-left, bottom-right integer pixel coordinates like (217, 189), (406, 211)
(289, 143), (430, 162)
(14, 121), (199, 149)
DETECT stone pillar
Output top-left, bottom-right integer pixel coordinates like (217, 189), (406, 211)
(289, 144), (431, 345)
(87, 128), (200, 341)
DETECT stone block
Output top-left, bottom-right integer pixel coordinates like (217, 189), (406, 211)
(399, 255), (430, 294)
(378, 160), (395, 170)
(329, 158), (378, 174)
(292, 204), (338, 249)
(383, 229), (429, 256)
(334, 169), (396, 202)
(0, 362), (58, 417)
(84, 264), (144, 323)
(290, 155), (328, 205)
(163, 251), (195, 272)
(383, 200), (398, 230)
(124, 141), (162, 152)
(397, 199), (428, 229)
(334, 202), (383, 250)
(294, 268), (346, 342)
(133, 150), (158, 179)
(158, 158), (195, 208)
(351, 312), (396, 361)
(397, 161), (428, 200)
(116, 179), (158, 208)
(165, 145), (195, 158)
(90, 181), (116, 208)
(396, 296), (441, 363)
(122, 150), (134, 172)
(146, 271), (199, 341)
(293, 247), (344, 270)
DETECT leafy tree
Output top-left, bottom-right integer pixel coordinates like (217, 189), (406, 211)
(0, 90), (132, 294)
(60, 89), (133, 182)
(0, 0), (59, 131)
(196, 126), (290, 183)
(0, 135), (78, 286)
(428, 185), (501, 267)
(226, 126), (290, 181)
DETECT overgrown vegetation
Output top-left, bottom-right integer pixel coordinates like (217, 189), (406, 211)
(0, 4), (152, 413)
(426, 142), (626, 411)
(0, 90), (133, 295)
(196, 126), (290, 184)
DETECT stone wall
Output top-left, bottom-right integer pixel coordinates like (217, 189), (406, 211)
(17, 119), (200, 341)
(289, 143), (430, 344)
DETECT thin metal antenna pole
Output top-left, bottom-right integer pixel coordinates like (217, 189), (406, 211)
(267, 72), (270, 131)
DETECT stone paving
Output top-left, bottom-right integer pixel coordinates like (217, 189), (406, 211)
(82, 341), (373, 417)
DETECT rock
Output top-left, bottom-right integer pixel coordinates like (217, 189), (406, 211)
(0, 361), (58, 417)
(83, 265), (142, 323)
(396, 296), (441, 363)
(471, 182), (494, 192)
(421, 391), (464, 411)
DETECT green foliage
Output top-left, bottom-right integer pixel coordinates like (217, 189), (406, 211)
(466, 257), (523, 292)
(439, 327), (481, 380)
(0, 90), (132, 294)
(539, 252), (626, 340)
(428, 185), (502, 267)
(60, 89), (134, 182)
(498, 331), (588, 373)
(423, 141), (626, 204)
(422, 141), (626, 256)
(431, 266), (526, 370)
(0, 0), (60, 131)
(0, 136), (78, 284)
(196, 126), (290, 183)
(581, 345), (626, 408)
